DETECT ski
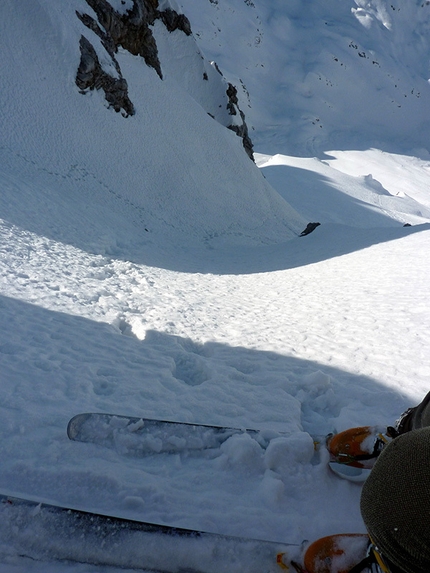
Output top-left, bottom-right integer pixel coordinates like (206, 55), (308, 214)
(0, 492), (375, 573)
(67, 412), (293, 455)
(0, 492), (302, 572)
(67, 413), (390, 481)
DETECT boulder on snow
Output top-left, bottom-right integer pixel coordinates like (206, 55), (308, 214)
(300, 222), (321, 237)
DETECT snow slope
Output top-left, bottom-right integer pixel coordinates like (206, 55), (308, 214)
(0, 0), (303, 253)
(179, 0), (430, 155)
(1, 0), (430, 571)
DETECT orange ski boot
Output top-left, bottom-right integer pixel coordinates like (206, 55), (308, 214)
(326, 426), (393, 481)
(303, 533), (370, 573)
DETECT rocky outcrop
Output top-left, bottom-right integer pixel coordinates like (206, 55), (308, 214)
(76, 34), (135, 116)
(300, 222), (321, 236)
(159, 8), (192, 35)
(226, 83), (254, 159)
(76, 0), (189, 116)
(76, 0), (254, 157)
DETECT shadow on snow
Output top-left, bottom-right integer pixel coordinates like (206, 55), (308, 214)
(0, 150), (428, 275)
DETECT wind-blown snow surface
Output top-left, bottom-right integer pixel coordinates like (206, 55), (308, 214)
(1, 0), (430, 571)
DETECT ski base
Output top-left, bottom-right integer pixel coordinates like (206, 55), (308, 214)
(0, 492), (298, 573)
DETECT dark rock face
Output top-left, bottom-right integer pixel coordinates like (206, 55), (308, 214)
(75, 0), (254, 158)
(160, 8), (192, 35)
(226, 83), (254, 160)
(76, 35), (135, 116)
(81, 0), (165, 78)
(76, 0), (187, 116)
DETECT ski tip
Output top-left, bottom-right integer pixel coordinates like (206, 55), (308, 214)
(67, 413), (92, 440)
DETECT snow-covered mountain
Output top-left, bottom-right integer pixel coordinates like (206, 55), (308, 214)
(0, 0), (303, 258)
(1, 0), (430, 572)
(179, 0), (430, 155)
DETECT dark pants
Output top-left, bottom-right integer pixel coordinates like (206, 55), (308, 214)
(397, 391), (430, 434)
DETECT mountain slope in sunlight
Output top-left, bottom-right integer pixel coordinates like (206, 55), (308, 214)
(0, 0), (304, 250)
(179, 0), (430, 155)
